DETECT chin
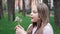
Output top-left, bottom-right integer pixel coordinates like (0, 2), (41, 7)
(31, 20), (36, 23)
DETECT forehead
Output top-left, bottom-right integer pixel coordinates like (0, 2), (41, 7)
(31, 5), (37, 12)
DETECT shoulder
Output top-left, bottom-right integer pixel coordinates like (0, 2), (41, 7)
(27, 24), (32, 31)
(28, 24), (32, 29)
(43, 23), (54, 34)
(27, 24), (33, 33)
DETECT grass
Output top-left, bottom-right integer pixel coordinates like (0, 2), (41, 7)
(0, 12), (60, 34)
(0, 12), (31, 34)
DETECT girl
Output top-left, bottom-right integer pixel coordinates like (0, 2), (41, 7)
(15, 3), (54, 34)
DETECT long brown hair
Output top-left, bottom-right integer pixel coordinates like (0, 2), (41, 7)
(27, 3), (49, 34)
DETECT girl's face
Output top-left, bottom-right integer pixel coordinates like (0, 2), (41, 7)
(30, 5), (40, 23)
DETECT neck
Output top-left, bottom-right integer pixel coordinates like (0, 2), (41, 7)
(33, 22), (37, 27)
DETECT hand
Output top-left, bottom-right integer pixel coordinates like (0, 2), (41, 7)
(15, 25), (26, 34)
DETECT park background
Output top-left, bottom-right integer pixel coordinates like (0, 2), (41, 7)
(0, 0), (60, 34)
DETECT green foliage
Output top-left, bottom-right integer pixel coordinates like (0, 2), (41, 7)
(0, 12), (60, 34)
(50, 17), (60, 34)
(0, 15), (16, 34)
(0, 12), (31, 34)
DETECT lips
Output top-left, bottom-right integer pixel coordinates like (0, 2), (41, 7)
(31, 17), (33, 19)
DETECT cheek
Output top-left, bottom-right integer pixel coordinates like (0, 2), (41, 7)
(34, 15), (39, 21)
(32, 14), (40, 22)
(34, 14), (39, 19)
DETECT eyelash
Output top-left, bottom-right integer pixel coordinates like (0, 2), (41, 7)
(33, 11), (37, 13)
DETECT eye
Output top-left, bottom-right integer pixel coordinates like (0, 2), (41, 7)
(33, 11), (37, 13)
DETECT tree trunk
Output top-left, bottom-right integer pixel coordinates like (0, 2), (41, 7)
(29, 0), (31, 14)
(18, 0), (21, 13)
(43, 0), (48, 5)
(12, 0), (15, 21)
(7, 0), (15, 21)
(22, 0), (26, 16)
(0, 0), (3, 19)
(54, 0), (60, 28)
(43, 0), (50, 9)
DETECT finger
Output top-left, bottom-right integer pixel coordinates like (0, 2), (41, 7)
(15, 25), (20, 31)
(17, 25), (24, 30)
(16, 27), (21, 32)
(15, 25), (24, 31)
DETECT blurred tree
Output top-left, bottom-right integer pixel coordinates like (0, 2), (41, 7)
(0, 0), (3, 19)
(7, 0), (15, 21)
(54, 0), (60, 28)
(43, 0), (50, 9)
(19, 0), (23, 13)
(22, 0), (26, 16)
(43, 0), (48, 5)
(2, 0), (7, 12)
(18, 0), (21, 13)
(29, 0), (31, 14)
(12, 0), (15, 21)
(25, 0), (31, 14)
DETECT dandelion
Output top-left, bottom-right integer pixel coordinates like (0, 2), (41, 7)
(14, 16), (22, 25)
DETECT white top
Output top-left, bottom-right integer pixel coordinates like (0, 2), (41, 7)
(28, 23), (54, 34)
(43, 23), (54, 34)
(32, 26), (37, 34)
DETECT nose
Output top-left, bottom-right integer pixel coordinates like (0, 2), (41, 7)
(30, 12), (33, 17)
